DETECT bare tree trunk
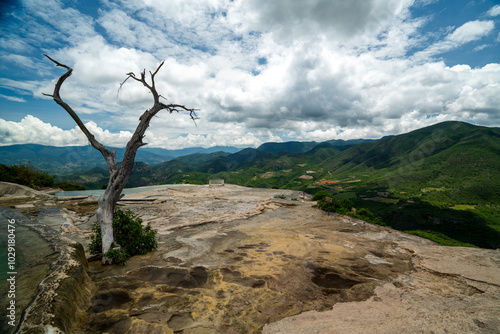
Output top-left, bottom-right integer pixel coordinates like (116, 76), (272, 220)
(44, 54), (197, 264)
(96, 193), (114, 261)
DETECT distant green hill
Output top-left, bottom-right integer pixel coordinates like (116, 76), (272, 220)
(0, 164), (85, 191)
(322, 121), (500, 203)
(255, 139), (376, 154)
(175, 151), (232, 164)
(256, 141), (319, 154)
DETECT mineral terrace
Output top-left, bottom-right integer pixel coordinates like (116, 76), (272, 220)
(1, 182), (499, 333)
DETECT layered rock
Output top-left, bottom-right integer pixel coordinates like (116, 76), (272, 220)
(0, 207), (96, 333)
(0, 183), (96, 333)
(0, 181), (50, 198)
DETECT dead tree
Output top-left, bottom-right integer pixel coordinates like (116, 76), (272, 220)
(43, 55), (197, 264)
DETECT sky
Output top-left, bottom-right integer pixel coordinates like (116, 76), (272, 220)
(0, 0), (500, 149)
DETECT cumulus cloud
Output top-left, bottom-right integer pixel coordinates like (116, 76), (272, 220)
(0, 0), (499, 149)
(0, 115), (133, 147)
(0, 115), (267, 149)
(205, 43), (500, 136)
(0, 115), (86, 146)
(229, 0), (413, 43)
(144, 125), (266, 149)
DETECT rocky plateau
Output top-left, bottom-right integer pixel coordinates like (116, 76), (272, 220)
(1, 182), (499, 333)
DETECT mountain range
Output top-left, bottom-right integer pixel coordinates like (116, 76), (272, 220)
(1, 121), (499, 248)
(0, 139), (375, 178)
(145, 121), (499, 198)
(0, 144), (241, 175)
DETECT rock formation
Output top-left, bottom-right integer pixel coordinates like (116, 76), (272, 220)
(1, 182), (499, 333)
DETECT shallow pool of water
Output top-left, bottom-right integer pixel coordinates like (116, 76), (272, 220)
(0, 208), (54, 333)
(53, 184), (189, 197)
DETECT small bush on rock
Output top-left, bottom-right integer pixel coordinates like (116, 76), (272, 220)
(89, 208), (157, 265)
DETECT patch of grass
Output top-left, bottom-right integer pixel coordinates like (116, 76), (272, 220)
(450, 204), (476, 210)
(421, 187), (447, 193)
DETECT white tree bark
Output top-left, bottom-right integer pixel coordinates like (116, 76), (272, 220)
(44, 55), (197, 264)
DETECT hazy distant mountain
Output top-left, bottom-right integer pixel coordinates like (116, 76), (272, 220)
(256, 141), (319, 154)
(323, 138), (378, 148)
(256, 139), (377, 154)
(0, 144), (241, 175)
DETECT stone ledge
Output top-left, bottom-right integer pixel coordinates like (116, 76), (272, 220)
(14, 217), (96, 333)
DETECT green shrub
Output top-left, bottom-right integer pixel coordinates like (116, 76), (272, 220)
(88, 208), (158, 265)
(357, 208), (375, 219)
(315, 197), (338, 212)
(313, 193), (388, 227)
(313, 192), (354, 213)
(339, 199), (354, 211)
(317, 198), (353, 214)
(104, 247), (129, 265)
(312, 190), (332, 201)
(349, 208), (386, 226)
(55, 181), (86, 191)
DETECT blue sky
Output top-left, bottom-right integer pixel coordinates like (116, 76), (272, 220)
(1, 0), (500, 149)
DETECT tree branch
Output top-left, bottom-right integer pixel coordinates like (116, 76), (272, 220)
(44, 54), (71, 70)
(151, 60), (164, 78)
(116, 61), (198, 187)
(159, 103), (199, 122)
(44, 54), (117, 171)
